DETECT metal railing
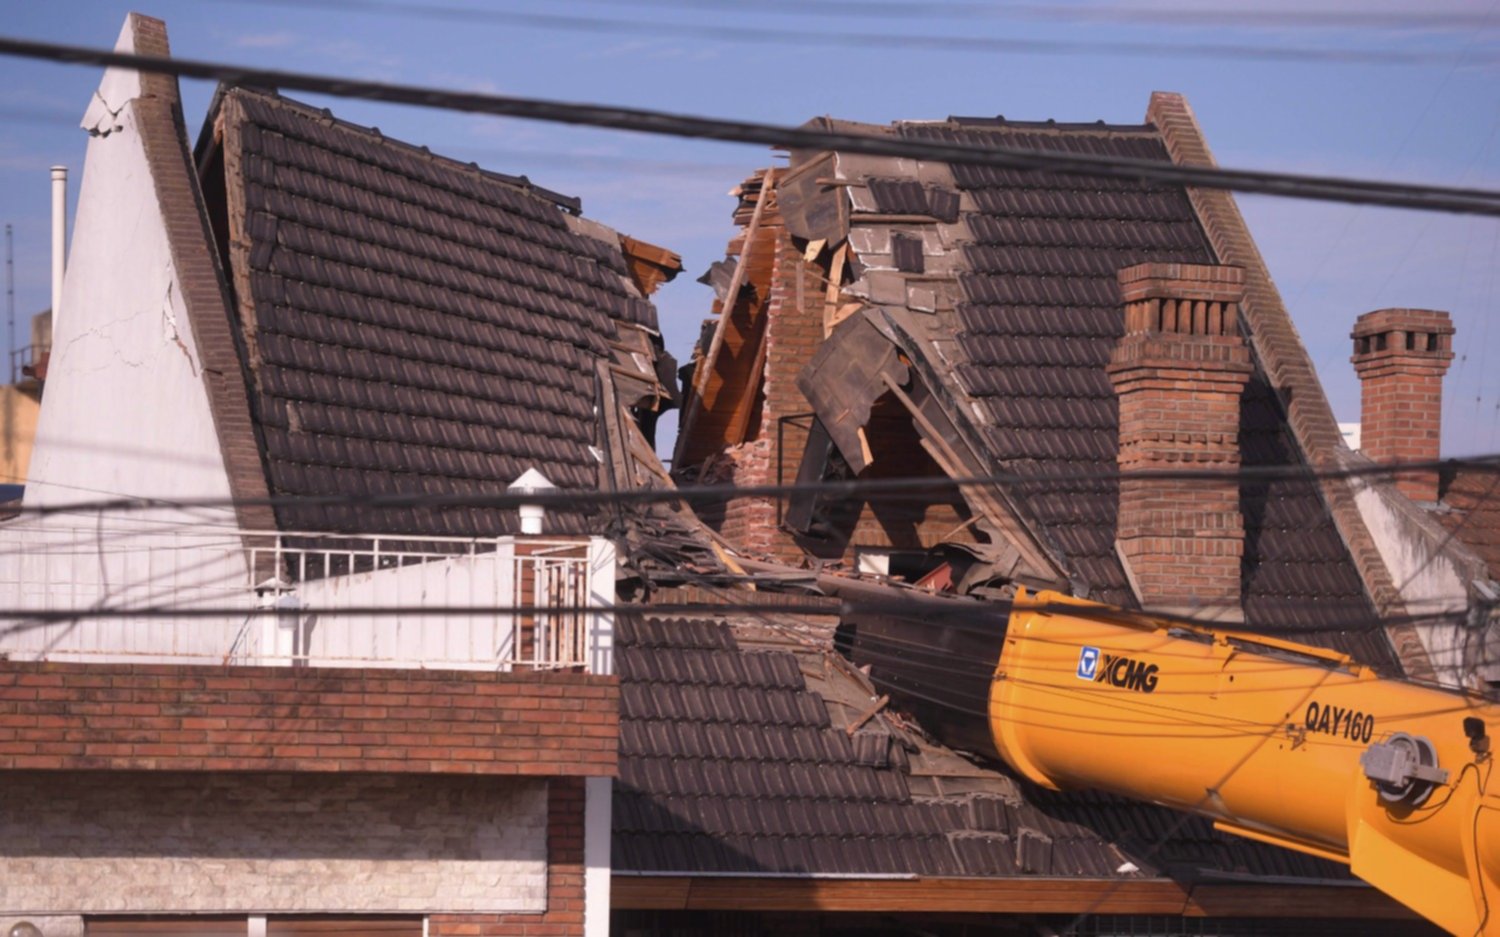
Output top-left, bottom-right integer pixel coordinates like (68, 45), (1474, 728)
(8, 342), (48, 384)
(0, 522), (611, 671)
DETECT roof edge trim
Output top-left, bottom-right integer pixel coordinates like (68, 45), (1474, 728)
(130, 15), (279, 538)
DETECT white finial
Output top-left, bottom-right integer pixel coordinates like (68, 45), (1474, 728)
(508, 467), (556, 535)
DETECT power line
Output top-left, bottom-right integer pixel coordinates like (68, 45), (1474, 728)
(544, 0), (1500, 32)
(7, 454), (1498, 518)
(4, 36), (1500, 217)
(0, 597), (1473, 639)
(209, 0), (1500, 69)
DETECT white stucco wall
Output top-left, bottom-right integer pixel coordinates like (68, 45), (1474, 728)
(1353, 479), (1480, 686)
(26, 19), (236, 522)
(0, 18), (248, 662)
(1, 773), (549, 915)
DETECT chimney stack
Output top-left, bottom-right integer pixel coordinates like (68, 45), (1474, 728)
(1108, 263), (1251, 620)
(1351, 308), (1453, 503)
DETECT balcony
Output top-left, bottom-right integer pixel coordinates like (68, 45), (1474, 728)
(0, 522), (616, 673)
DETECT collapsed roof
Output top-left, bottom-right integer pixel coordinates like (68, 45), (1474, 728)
(675, 97), (1411, 674)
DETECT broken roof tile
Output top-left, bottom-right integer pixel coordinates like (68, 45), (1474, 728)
(614, 614), (1349, 882)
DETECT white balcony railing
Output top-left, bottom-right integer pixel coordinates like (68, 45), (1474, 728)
(0, 521), (615, 673)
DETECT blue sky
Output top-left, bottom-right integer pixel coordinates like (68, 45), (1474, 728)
(0, 0), (1496, 455)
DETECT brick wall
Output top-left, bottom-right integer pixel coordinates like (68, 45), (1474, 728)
(1108, 263), (1251, 616)
(694, 180), (971, 569)
(843, 395), (974, 553)
(1351, 308), (1454, 503)
(430, 777), (587, 937)
(0, 662), (617, 776)
(0, 771), (548, 914)
(713, 220), (824, 563)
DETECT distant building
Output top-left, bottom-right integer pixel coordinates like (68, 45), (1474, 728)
(1340, 421), (1362, 451)
(0, 309), (50, 501)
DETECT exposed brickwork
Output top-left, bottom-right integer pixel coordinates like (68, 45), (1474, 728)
(2, 771), (548, 914)
(1109, 264), (1251, 615)
(1352, 308), (1454, 502)
(844, 394), (974, 552)
(127, 14), (279, 537)
(0, 661), (617, 775)
(429, 777), (586, 937)
(698, 190), (828, 564)
(687, 172), (971, 568)
(1146, 93), (1421, 672)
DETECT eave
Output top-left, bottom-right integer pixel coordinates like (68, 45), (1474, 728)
(612, 874), (1422, 919)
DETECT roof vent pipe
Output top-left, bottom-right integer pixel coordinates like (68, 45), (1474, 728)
(508, 467), (556, 535)
(50, 165), (66, 337)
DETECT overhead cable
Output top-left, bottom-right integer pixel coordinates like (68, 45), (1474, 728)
(0, 598), (1472, 639)
(3, 37), (1500, 217)
(206, 0), (1500, 69)
(8, 454), (1499, 519)
(553, 0), (1500, 32)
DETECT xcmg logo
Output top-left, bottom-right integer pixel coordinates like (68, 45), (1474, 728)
(1076, 646), (1159, 694)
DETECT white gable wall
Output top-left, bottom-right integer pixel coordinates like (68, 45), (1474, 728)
(26, 20), (236, 520)
(0, 18), (247, 660)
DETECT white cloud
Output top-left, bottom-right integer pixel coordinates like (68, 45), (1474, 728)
(230, 31), (302, 50)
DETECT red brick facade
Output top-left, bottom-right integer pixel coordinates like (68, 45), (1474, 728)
(0, 661), (617, 776)
(703, 213), (826, 563)
(1351, 308), (1454, 503)
(429, 777), (587, 937)
(1108, 263), (1251, 616)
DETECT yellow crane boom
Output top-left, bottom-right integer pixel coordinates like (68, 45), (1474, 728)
(990, 590), (1500, 936)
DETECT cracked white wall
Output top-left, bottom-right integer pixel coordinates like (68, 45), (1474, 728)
(27, 61), (233, 513)
(0, 16), (248, 661)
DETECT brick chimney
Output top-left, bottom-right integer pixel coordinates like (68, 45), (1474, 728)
(1108, 263), (1252, 620)
(1350, 309), (1454, 503)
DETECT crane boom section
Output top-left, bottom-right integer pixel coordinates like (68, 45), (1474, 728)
(990, 591), (1500, 936)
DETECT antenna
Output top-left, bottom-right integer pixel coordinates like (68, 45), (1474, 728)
(5, 223), (12, 384)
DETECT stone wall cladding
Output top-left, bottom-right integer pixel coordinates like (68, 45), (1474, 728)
(430, 777), (587, 937)
(0, 662), (617, 776)
(0, 771), (548, 914)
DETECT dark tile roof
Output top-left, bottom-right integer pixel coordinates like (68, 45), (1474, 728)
(218, 88), (655, 537)
(888, 121), (1392, 667)
(614, 615), (1346, 881)
(1440, 467), (1500, 581)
